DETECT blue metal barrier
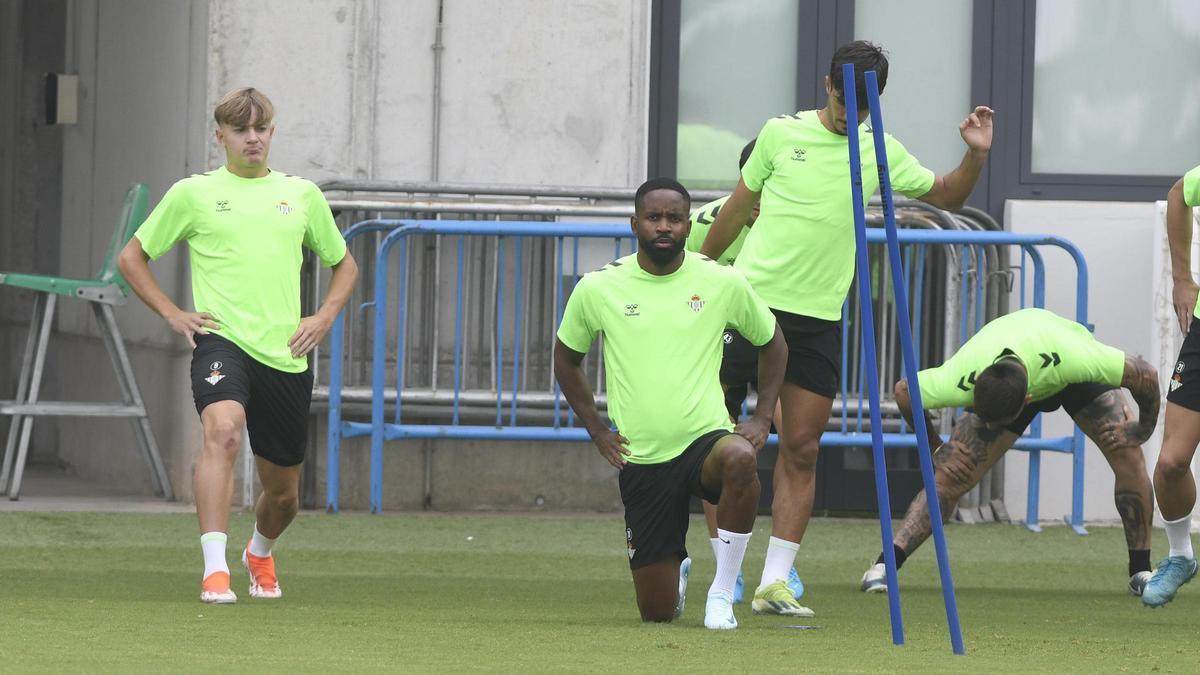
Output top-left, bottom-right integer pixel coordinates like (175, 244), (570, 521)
(325, 220), (1091, 516)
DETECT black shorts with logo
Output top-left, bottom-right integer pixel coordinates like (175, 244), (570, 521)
(772, 309), (841, 399)
(1168, 318), (1200, 411)
(190, 334), (314, 467)
(619, 430), (730, 570)
(1003, 382), (1116, 435)
(720, 329), (758, 419)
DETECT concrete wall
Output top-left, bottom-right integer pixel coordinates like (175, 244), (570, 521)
(1004, 200), (1159, 525)
(22, 0), (651, 506)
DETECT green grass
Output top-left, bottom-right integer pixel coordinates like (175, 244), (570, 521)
(0, 511), (1196, 673)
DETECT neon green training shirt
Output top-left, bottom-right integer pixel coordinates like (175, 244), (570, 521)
(917, 308), (1126, 409)
(556, 251), (776, 464)
(737, 111), (935, 320)
(686, 196), (750, 267)
(135, 167), (348, 373)
(1182, 165), (1200, 318)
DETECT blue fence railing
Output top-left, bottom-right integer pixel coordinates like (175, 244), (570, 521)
(325, 220), (1090, 529)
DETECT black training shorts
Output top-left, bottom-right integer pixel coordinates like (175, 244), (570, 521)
(772, 308), (841, 399)
(190, 334), (314, 467)
(720, 329), (758, 419)
(1004, 382), (1116, 435)
(1168, 318), (1200, 412)
(619, 430), (731, 570)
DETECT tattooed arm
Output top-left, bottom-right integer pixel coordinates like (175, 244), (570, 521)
(893, 412), (1013, 555)
(893, 380), (944, 452)
(1099, 356), (1160, 448)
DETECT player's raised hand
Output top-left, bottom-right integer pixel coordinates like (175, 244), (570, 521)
(1173, 278), (1198, 335)
(289, 314), (333, 357)
(959, 106), (993, 152)
(166, 310), (218, 348)
(592, 429), (631, 469)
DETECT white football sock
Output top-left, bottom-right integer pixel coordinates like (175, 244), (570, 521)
(759, 536), (800, 590)
(709, 537), (720, 561)
(200, 531), (229, 578)
(248, 524), (276, 558)
(710, 529), (751, 598)
(1165, 513), (1195, 559)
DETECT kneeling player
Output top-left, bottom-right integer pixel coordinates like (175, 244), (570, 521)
(858, 308), (1159, 596)
(554, 178), (786, 628)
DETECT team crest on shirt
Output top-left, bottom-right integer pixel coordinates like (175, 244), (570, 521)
(276, 200), (293, 215)
(205, 360), (225, 386)
(687, 294), (705, 313)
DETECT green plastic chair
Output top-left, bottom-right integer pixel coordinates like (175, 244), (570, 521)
(0, 183), (173, 500)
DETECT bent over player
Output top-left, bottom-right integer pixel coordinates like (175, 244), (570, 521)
(554, 178), (787, 629)
(118, 87), (358, 603)
(858, 308), (1159, 596)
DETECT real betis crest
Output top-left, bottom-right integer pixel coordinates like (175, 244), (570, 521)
(688, 294), (704, 313)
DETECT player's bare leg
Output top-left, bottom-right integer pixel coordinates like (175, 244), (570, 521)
(196, 400), (245, 603)
(241, 456), (300, 599)
(752, 383), (829, 615)
(862, 414), (1015, 592)
(1143, 402), (1200, 606)
(697, 434), (759, 628)
(1073, 390), (1154, 595)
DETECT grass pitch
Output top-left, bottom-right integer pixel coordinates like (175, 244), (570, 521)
(1, 510), (1196, 672)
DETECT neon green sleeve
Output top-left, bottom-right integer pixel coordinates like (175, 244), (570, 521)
(915, 363), (972, 410)
(1184, 165), (1200, 208)
(301, 182), (347, 267)
(556, 277), (598, 354)
(884, 135), (936, 199)
(741, 120), (778, 193)
(133, 182), (193, 260)
(726, 271), (776, 347)
(1057, 332), (1126, 388)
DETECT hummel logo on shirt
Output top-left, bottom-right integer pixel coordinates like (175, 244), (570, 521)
(215, 200), (231, 212)
(792, 147), (807, 161)
(624, 303), (639, 316)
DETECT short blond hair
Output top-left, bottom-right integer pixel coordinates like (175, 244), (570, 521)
(213, 87), (274, 127)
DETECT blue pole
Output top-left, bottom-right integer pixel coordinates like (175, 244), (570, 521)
(327, 309), (345, 512)
(510, 239), (523, 425)
(864, 69), (965, 655)
(843, 63), (904, 647)
(453, 236), (465, 425)
(370, 231), (393, 514)
(496, 237), (505, 427)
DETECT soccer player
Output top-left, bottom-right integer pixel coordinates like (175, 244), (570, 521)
(701, 40), (993, 616)
(117, 87), (358, 603)
(856, 308), (1159, 596)
(687, 140), (803, 605)
(1143, 163), (1200, 607)
(554, 178), (787, 629)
